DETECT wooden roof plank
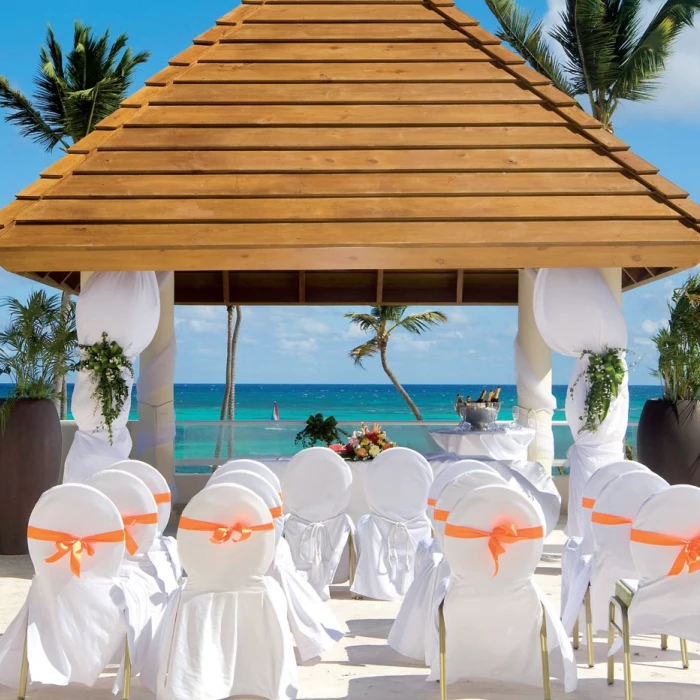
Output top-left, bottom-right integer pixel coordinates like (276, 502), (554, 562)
(145, 66), (186, 87)
(244, 5), (448, 21)
(151, 81), (541, 104)
(127, 103), (566, 126)
(46, 171), (653, 199)
(121, 86), (161, 108)
(169, 44), (210, 66)
(104, 125), (592, 150)
(194, 25), (236, 45)
(16, 194), (679, 223)
(74, 147), (620, 174)
(40, 154), (86, 179)
(67, 129), (117, 154)
(639, 174), (689, 199)
(16, 178), (63, 200)
(221, 23), (465, 41)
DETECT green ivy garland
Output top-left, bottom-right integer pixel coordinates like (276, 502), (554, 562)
(77, 332), (133, 444)
(571, 348), (626, 434)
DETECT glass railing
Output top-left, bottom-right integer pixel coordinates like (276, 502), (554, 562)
(174, 420), (640, 476)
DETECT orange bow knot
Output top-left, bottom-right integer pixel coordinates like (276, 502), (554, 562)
(630, 529), (700, 576)
(681, 538), (700, 575)
(179, 516), (274, 544)
(211, 523), (252, 545)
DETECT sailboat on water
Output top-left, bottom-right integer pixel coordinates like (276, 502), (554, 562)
(271, 401), (280, 421)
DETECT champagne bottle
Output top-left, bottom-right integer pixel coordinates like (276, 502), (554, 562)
(486, 390), (495, 402)
(476, 389), (487, 403)
(492, 387), (502, 403)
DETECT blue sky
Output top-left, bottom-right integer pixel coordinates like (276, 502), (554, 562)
(0, 0), (698, 385)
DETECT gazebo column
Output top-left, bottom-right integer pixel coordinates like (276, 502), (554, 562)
(515, 269), (556, 471)
(600, 267), (623, 304)
(135, 272), (177, 488)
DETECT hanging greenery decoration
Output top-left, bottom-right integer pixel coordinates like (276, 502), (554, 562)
(571, 348), (627, 434)
(77, 332), (133, 444)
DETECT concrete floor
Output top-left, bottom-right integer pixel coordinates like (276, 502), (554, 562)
(1, 526), (698, 699)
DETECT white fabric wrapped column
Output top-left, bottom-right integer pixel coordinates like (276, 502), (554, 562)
(63, 272), (160, 483)
(135, 272), (177, 489)
(533, 268), (628, 537)
(515, 269), (556, 471)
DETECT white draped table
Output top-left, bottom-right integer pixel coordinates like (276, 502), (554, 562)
(429, 426), (535, 463)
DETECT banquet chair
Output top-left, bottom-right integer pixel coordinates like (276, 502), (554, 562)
(389, 467), (505, 663)
(210, 458), (282, 496)
(108, 459), (181, 595)
(351, 447), (433, 601)
(147, 483), (297, 700)
(608, 485), (700, 700)
(435, 484), (576, 699)
(0, 484), (129, 698)
(87, 469), (166, 687)
(206, 468), (344, 660)
(282, 447), (354, 600)
(562, 460), (649, 665)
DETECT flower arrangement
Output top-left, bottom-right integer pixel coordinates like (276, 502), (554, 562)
(77, 332), (133, 444)
(330, 423), (396, 461)
(571, 347), (627, 433)
(295, 413), (348, 448)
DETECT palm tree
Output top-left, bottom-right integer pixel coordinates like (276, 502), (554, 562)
(483, 0), (700, 129)
(0, 22), (149, 416)
(214, 305), (242, 460)
(345, 306), (447, 421)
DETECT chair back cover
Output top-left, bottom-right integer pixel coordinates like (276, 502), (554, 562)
(212, 458), (282, 495)
(427, 459), (497, 521)
(206, 469), (285, 541)
(433, 470), (506, 550)
(365, 447), (433, 521)
(88, 469), (158, 557)
(178, 483), (275, 592)
(109, 459), (171, 533)
(283, 447), (352, 521)
(580, 460), (648, 554)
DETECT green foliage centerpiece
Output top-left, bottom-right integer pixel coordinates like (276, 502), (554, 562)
(571, 348), (627, 433)
(77, 332), (133, 444)
(295, 413), (348, 448)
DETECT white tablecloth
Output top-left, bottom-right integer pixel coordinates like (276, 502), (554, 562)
(429, 426), (535, 462)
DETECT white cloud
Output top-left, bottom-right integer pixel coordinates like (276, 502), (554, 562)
(633, 336), (657, 347)
(297, 317), (332, 335)
(391, 334), (437, 354)
(278, 338), (319, 356)
(175, 306), (226, 335)
(641, 319), (662, 334)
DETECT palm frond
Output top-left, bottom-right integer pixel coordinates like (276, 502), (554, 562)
(483, 0), (575, 96)
(349, 339), (380, 368)
(391, 311), (448, 335)
(0, 77), (65, 150)
(344, 312), (380, 333)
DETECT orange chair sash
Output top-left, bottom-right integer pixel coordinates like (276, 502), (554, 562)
(154, 492), (171, 505)
(269, 505), (284, 519)
(179, 516), (274, 544)
(427, 498), (437, 507)
(444, 522), (544, 576)
(27, 526), (125, 577)
(433, 509), (448, 522)
(591, 512), (633, 526)
(122, 513), (159, 555)
(582, 497), (595, 509)
(630, 528), (700, 576)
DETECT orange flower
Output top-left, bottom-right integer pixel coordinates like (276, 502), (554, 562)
(356, 447), (368, 458)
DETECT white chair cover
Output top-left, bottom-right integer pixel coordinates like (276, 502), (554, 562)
(108, 459), (181, 595)
(351, 447), (433, 601)
(628, 485), (700, 642)
(146, 483), (297, 700)
(0, 484), (127, 689)
(533, 268), (629, 539)
(389, 468), (505, 662)
(430, 484), (576, 693)
(206, 469), (344, 661)
(212, 458), (282, 495)
(587, 471), (668, 632)
(87, 470), (167, 684)
(561, 460), (649, 631)
(63, 272), (160, 483)
(282, 448), (353, 600)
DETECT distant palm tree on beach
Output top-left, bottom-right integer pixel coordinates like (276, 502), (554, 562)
(345, 306), (447, 421)
(0, 22), (149, 417)
(214, 305), (242, 460)
(484, 0), (700, 130)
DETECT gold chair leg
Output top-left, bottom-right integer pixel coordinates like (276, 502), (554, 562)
(681, 639), (690, 669)
(439, 601), (447, 700)
(621, 603), (632, 700)
(661, 634), (668, 651)
(607, 600), (615, 686)
(585, 585), (594, 667)
(16, 622), (28, 700)
(573, 615), (580, 650)
(540, 603), (551, 700)
(122, 638), (131, 700)
(348, 532), (356, 586)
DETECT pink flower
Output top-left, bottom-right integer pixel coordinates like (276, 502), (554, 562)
(329, 443), (345, 453)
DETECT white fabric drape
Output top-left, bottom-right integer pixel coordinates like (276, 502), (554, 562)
(533, 268), (628, 538)
(63, 272), (160, 484)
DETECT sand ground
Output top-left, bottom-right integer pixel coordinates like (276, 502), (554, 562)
(1, 525), (698, 700)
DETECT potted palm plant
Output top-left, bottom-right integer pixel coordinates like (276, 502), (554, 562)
(637, 275), (700, 485)
(0, 291), (77, 554)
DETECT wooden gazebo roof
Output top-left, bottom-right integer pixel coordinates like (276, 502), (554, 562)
(1, 0), (699, 305)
